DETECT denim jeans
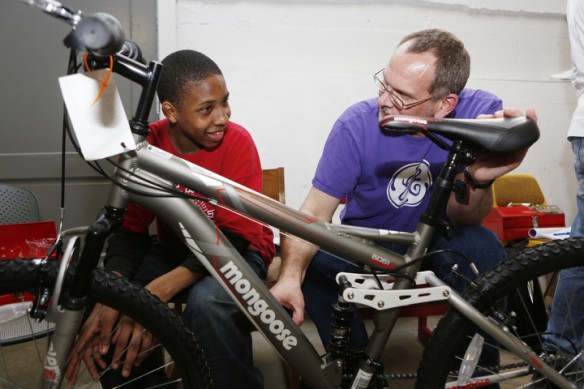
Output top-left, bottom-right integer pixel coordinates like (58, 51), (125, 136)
(543, 137), (584, 358)
(303, 225), (506, 350)
(131, 245), (267, 389)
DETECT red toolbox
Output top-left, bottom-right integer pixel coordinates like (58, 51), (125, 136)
(482, 205), (565, 241)
(0, 221), (56, 260)
(0, 221), (57, 306)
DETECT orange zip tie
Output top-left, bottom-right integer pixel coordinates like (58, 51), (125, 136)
(83, 52), (114, 105)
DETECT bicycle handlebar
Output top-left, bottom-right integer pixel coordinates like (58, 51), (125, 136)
(63, 12), (125, 57)
(21, 0), (125, 57)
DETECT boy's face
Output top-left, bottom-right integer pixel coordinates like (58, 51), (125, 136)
(165, 74), (232, 153)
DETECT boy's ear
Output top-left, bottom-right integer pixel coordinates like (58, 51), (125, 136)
(162, 101), (178, 123)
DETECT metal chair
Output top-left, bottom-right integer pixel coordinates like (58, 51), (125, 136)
(0, 184), (40, 224)
(0, 184), (54, 345)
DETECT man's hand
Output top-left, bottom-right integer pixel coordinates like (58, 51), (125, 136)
(477, 107), (537, 121)
(269, 187), (340, 327)
(269, 276), (306, 326)
(471, 107), (537, 182)
(447, 107), (538, 226)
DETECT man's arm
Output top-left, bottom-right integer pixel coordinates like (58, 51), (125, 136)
(446, 108), (536, 226)
(270, 186), (341, 325)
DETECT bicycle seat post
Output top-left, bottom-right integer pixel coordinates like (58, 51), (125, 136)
(420, 140), (471, 229)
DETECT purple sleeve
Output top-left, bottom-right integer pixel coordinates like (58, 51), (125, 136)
(313, 120), (363, 199)
(449, 89), (503, 119)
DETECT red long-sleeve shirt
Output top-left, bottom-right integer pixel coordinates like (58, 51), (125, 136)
(117, 119), (275, 271)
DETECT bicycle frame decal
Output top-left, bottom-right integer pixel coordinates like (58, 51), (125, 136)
(42, 343), (60, 384)
(219, 260), (298, 350)
(370, 253), (395, 269)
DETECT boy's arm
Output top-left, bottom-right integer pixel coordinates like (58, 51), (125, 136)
(144, 266), (204, 303)
(103, 231), (152, 278)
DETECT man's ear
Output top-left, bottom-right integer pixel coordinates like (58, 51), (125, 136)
(162, 101), (178, 123)
(434, 93), (459, 118)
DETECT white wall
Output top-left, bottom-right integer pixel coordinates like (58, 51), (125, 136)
(159, 0), (577, 225)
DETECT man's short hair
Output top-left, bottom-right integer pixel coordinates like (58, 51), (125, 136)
(157, 49), (223, 107)
(399, 29), (470, 97)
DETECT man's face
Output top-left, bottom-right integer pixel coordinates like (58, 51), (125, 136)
(377, 44), (440, 121)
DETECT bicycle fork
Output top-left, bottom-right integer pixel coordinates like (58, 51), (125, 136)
(38, 206), (124, 389)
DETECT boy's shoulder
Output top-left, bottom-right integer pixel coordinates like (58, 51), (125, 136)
(225, 121), (249, 135)
(224, 121), (255, 143)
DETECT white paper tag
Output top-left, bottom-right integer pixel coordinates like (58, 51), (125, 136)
(58, 69), (136, 160)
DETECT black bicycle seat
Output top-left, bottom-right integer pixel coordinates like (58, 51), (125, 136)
(380, 115), (540, 152)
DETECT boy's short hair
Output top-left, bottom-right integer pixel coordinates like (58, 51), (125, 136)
(157, 50), (223, 107)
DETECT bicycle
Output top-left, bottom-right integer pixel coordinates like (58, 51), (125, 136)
(3, 1), (583, 389)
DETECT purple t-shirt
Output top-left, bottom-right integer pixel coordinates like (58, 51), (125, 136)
(313, 88), (502, 232)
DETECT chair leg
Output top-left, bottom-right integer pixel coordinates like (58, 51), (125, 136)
(417, 315), (433, 346)
(281, 359), (300, 389)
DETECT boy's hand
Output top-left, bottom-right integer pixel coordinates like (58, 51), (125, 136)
(64, 303), (155, 385)
(65, 303), (119, 385)
(111, 315), (154, 377)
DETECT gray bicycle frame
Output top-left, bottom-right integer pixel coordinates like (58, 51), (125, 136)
(105, 138), (575, 389)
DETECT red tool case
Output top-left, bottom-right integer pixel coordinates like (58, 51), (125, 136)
(482, 205), (565, 241)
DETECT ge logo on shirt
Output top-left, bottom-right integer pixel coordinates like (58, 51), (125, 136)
(387, 160), (432, 208)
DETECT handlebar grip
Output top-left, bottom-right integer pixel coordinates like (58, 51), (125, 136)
(119, 39), (145, 64)
(63, 12), (125, 57)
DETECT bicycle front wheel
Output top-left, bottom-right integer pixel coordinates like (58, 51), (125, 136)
(416, 238), (584, 389)
(0, 259), (212, 388)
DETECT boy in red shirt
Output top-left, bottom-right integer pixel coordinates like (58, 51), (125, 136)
(66, 50), (274, 389)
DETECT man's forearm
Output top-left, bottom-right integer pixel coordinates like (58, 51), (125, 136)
(277, 233), (320, 283)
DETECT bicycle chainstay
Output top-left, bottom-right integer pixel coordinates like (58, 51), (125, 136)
(386, 361), (529, 382)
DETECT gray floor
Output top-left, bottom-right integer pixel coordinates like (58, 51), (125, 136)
(0, 315), (430, 389)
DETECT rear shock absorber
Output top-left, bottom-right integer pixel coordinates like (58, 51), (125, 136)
(327, 275), (354, 359)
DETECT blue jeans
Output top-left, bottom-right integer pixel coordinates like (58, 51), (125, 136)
(303, 225), (506, 350)
(132, 244), (267, 389)
(543, 138), (584, 358)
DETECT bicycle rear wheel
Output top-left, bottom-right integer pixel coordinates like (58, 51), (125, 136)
(416, 238), (584, 388)
(0, 259), (212, 388)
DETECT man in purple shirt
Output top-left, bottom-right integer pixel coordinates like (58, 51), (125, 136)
(271, 29), (536, 357)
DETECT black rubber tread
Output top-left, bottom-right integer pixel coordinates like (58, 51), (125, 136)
(0, 258), (59, 294)
(0, 259), (212, 388)
(415, 238), (584, 388)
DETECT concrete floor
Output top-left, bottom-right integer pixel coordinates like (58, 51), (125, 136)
(254, 316), (428, 389)
(0, 316), (428, 389)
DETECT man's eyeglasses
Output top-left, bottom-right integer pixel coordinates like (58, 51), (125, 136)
(373, 68), (435, 110)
